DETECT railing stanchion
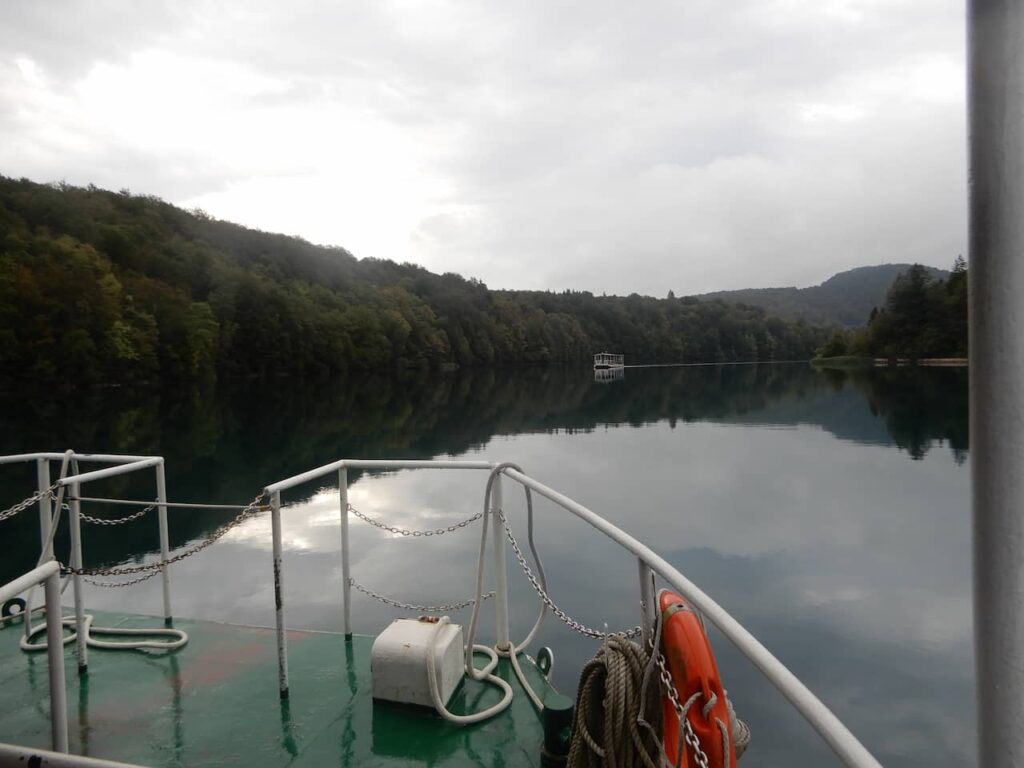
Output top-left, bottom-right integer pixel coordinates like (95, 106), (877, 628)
(156, 460), (172, 624)
(69, 480), (87, 674)
(270, 489), (289, 698)
(37, 457), (52, 555)
(339, 467), (352, 639)
(43, 567), (69, 752)
(638, 559), (655, 646)
(491, 472), (511, 651)
(26, 458), (54, 644)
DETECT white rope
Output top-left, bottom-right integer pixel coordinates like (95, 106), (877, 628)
(439, 462), (551, 726)
(21, 613), (187, 652)
(426, 616), (515, 725)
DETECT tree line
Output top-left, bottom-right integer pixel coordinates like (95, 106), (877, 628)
(0, 176), (830, 386)
(816, 259), (968, 361)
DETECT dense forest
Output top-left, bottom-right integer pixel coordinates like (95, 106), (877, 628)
(0, 176), (830, 386)
(816, 259), (968, 360)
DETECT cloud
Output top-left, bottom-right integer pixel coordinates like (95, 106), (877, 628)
(0, 0), (966, 294)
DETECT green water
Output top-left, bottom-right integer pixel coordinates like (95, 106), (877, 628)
(0, 363), (971, 766)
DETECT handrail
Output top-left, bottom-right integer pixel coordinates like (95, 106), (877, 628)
(57, 457), (162, 487)
(263, 456), (882, 767)
(0, 743), (144, 768)
(264, 459), (493, 494)
(0, 452), (159, 465)
(499, 467), (882, 768)
(0, 561), (68, 753)
(1, 451), (176, 663)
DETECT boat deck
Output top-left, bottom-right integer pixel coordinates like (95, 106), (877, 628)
(0, 610), (558, 767)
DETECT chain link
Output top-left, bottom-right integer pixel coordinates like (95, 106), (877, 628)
(497, 509), (641, 640)
(79, 500), (157, 526)
(0, 482), (60, 523)
(60, 490), (268, 577)
(348, 578), (494, 612)
(348, 503), (482, 537)
(83, 570), (162, 588)
(649, 624), (712, 768)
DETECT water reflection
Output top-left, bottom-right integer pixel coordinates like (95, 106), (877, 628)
(594, 366), (625, 383)
(0, 364), (971, 766)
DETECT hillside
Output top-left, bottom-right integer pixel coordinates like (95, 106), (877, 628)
(698, 264), (950, 327)
(0, 176), (829, 385)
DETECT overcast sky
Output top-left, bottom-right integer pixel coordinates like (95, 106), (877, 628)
(0, 0), (965, 295)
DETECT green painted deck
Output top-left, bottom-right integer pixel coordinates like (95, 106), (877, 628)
(0, 610), (559, 767)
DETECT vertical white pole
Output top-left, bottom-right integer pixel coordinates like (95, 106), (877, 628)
(43, 568), (68, 753)
(69, 481), (87, 674)
(271, 490), (289, 698)
(638, 559), (655, 647)
(27, 458), (53, 643)
(969, 2), (1024, 764)
(155, 460), (172, 624)
(37, 458), (52, 554)
(490, 473), (511, 651)
(339, 467), (352, 639)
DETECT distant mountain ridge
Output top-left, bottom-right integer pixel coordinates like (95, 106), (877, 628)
(696, 264), (950, 327)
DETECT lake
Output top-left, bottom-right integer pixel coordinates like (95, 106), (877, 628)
(0, 363), (972, 766)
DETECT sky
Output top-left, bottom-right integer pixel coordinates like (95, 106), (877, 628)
(0, 0), (966, 296)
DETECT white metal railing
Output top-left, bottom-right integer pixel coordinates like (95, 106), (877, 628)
(263, 458), (882, 768)
(1, 452), (883, 766)
(0, 561), (68, 752)
(0, 743), (144, 768)
(0, 451), (174, 674)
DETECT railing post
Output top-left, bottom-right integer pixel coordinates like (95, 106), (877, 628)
(155, 459), (172, 624)
(26, 458), (54, 644)
(270, 490), (289, 698)
(638, 559), (655, 647)
(43, 568), (69, 752)
(490, 473), (511, 651)
(338, 467), (352, 639)
(69, 480), (87, 674)
(37, 457), (52, 555)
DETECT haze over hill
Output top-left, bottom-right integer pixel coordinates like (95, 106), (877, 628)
(696, 264), (951, 327)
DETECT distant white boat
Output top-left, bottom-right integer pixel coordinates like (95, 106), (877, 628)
(593, 352), (624, 369)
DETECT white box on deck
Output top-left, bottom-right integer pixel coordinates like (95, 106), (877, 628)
(371, 618), (464, 708)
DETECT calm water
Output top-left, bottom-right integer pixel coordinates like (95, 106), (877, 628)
(0, 364), (971, 766)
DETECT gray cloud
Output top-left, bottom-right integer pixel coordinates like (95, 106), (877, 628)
(0, 0), (966, 295)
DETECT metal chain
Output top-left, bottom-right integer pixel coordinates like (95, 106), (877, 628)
(349, 578), (494, 612)
(61, 490), (268, 577)
(497, 509), (641, 640)
(79, 500), (157, 526)
(649, 625), (712, 768)
(83, 570), (162, 588)
(348, 503), (483, 537)
(0, 482), (60, 522)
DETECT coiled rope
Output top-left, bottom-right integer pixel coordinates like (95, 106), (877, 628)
(567, 635), (663, 768)
(567, 605), (751, 768)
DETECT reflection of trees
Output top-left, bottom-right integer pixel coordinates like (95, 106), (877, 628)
(0, 363), (967, 580)
(842, 367), (969, 462)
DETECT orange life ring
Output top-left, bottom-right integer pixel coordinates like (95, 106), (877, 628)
(659, 590), (735, 768)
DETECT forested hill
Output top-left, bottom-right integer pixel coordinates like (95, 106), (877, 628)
(698, 264), (950, 327)
(0, 176), (829, 386)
